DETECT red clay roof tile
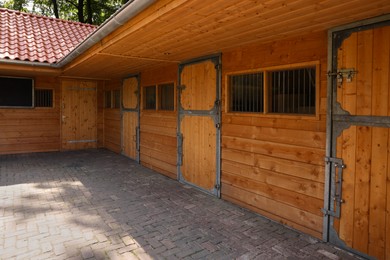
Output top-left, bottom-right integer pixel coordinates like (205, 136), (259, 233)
(0, 8), (97, 64)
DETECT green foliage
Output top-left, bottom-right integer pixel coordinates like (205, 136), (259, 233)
(2, 0), (128, 25)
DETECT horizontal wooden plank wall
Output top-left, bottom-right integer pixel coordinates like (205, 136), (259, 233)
(140, 64), (178, 179)
(0, 76), (60, 154)
(103, 80), (121, 153)
(220, 31), (328, 238)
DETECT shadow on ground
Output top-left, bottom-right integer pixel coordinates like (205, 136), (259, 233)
(0, 149), (361, 259)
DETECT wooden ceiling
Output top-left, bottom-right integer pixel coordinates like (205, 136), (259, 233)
(62, 0), (390, 80)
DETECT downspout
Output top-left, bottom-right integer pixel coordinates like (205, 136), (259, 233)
(0, 0), (156, 68)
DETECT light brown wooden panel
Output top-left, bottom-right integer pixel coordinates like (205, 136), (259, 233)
(181, 116), (216, 190)
(333, 25), (390, 260)
(61, 80), (97, 150)
(122, 112), (138, 159)
(123, 77), (138, 109)
(0, 76), (60, 155)
(103, 80), (121, 153)
(222, 171), (322, 215)
(222, 136), (325, 166)
(139, 112), (177, 178)
(180, 60), (216, 111)
(223, 123), (326, 149)
(220, 30), (327, 237)
(221, 183), (322, 236)
(222, 161), (324, 199)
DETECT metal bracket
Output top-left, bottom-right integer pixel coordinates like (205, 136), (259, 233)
(327, 68), (357, 86)
(322, 157), (346, 218)
(177, 133), (183, 166)
(177, 85), (186, 91)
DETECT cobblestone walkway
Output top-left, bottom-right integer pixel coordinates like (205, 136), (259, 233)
(0, 149), (361, 259)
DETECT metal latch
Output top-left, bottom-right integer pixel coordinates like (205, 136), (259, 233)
(177, 133), (183, 166)
(322, 157), (346, 218)
(327, 68), (357, 87)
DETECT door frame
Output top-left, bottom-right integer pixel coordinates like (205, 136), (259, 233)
(121, 74), (140, 163)
(177, 54), (222, 197)
(323, 14), (390, 257)
(61, 79), (98, 150)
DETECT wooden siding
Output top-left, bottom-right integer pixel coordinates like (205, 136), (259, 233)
(61, 80), (98, 150)
(333, 26), (390, 260)
(97, 81), (104, 148)
(220, 31), (328, 238)
(0, 76), (60, 154)
(62, 0), (390, 80)
(103, 80), (121, 153)
(140, 65), (177, 179)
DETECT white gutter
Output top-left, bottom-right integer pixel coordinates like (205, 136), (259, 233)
(0, 0), (156, 68)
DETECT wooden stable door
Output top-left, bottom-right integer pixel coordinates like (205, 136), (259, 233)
(328, 24), (390, 259)
(61, 80), (97, 150)
(122, 76), (139, 161)
(178, 57), (221, 196)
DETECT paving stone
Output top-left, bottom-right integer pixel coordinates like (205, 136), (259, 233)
(0, 150), (362, 260)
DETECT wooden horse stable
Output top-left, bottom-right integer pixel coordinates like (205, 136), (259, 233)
(1, 1), (390, 259)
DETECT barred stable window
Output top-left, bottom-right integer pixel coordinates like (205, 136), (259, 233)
(35, 89), (53, 107)
(268, 67), (316, 115)
(158, 83), (174, 111)
(144, 86), (156, 110)
(229, 73), (263, 112)
(228, 64), (317, 116)
(113, 90), (120, 108)
(104, 90), (112, 108)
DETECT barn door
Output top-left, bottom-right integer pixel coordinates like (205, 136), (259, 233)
(122, 76), (140, 162)
(61, 80), (97, 150)
(177, 56), (221, 196)
(325, 21), (390, 259)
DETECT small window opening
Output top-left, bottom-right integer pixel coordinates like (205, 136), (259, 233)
(144, 86), (156, 110)
(229, 73), (264, 112)
(268, 67), (316, 115)
(35, 89), (53, 108)
(158, 83), (174, 111)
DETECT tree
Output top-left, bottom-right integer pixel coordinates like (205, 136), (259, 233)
(2, 0), (128, 25)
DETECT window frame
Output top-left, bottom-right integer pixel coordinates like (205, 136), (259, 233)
(143, 85), (157, 110)
(225, 61), (320, 119)
(158, 82), (175, 111)
(104, 89), (121, 109)
(34, 88), (54, 109)
(142, 82), (176, 112)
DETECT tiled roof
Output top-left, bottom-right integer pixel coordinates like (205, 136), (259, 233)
(0, 8), (97, 64)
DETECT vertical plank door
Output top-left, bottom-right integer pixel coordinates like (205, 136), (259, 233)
(61, 80), (97, 150)
(122, 76), (140, 161)
(178, 57), (221, 196)
(329, 24), (390, 260)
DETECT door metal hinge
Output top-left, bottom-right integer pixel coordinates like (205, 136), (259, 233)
(215, 123), (221, 129)
(215, 184), (220, 190)
(323, 156), (346, 218)
(215, 64), (221, 70)
(327, 68), (357, 86)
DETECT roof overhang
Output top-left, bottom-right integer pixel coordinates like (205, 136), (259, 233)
(1, 0), (389, 80)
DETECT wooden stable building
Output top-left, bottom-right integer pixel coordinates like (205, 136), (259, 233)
(0, 1), (389, 259)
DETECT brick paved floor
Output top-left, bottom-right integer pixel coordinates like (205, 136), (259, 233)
(0, 149), (361, 260)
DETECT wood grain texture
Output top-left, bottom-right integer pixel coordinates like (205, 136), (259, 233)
(104, 80), (121, 153)
(181, 116), (216, 190)
(334, 26), (390, 259)
(0, 76), (60, 154)
(122, 112), (138, 159)
(123, 77), (138, 109)
(139, 66), (178, 179)
(220, 30), (327, 236)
